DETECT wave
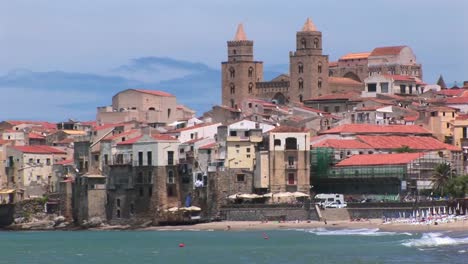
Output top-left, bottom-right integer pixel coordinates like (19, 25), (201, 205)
(402, 233), (468, 247)
(299, 228), (410, 236)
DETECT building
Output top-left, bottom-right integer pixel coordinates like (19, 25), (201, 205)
(221, 18), (330, 108)
(362, 75), (425, 97)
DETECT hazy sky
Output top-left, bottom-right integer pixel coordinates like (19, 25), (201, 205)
(2, 0), (467, 81)
(0, 0), (467, 120)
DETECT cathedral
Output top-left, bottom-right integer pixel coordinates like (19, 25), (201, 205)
(221, 18), (423, 109)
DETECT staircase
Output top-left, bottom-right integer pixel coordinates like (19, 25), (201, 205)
(319, 208), (350, 221)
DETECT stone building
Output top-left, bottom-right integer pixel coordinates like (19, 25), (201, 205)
(329, 46), (423, 82)
(221, 18), (330, 108)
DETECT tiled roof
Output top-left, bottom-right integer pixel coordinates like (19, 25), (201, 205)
(55, 159), (74, 165)
(117, 134), (177, 145)
(234, 23), (248, 41)
(0, 139), (11, 145)
(134, 89), (174, 97)
(304, 92), (360, 101)
(328, 61), (338, 67)
(357, 135), (460, 151)
(11, 145), (66, 154)
(329, 77), (362, 86)
(28, 133), (45, 139)
(445, 97), (468, 104)
(383, 74), (417, 82)
(169, 123), (218, 133)
(6, 120), (57, 130)
(56, 138), (74, 144)
(215, 105), (241, 112)
(339, 52), (371, 60)
(312, 139), (373, 149)
(320, 124), (431, 135)
(270, 126), (307, 133)
(93, 123), (125, 131)
(336, 152), (424, 166)
(247, 99), (277, 108)
(199, 142), (216, 150)
(370, 46), (406, 56)
(103, 129), (140, 140)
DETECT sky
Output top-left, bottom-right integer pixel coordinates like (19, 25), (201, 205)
(1, 0), (467, 121)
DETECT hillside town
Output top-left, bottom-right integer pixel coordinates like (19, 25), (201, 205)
(1, 18), (467, 229)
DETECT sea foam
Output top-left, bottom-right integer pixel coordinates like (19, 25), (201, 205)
(402, 233), (468, 247)
(302, 228), (408, 236)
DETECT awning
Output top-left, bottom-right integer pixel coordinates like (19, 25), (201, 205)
(0, 189), (15, 194)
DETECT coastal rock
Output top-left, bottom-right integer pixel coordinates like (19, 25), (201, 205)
(82, 217), (104, 228)
(54, 216), (66, 225)
(14, 217), (26, 224)
(21, 220), (55, 230)
(140, 221), (153, 228)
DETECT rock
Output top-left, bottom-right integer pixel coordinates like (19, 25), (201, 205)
(55, 222), (69, 229)
(54, 216), (66, 224)
(14, 217), (26, 224)
(22, 220), (55, 230)
(82, 217), (104, 228)
(140, 221), (153, 228)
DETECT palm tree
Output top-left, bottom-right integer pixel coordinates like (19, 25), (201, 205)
(432, 163), (453, 196)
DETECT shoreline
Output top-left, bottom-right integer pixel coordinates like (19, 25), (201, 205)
(3, 219), (468, 233)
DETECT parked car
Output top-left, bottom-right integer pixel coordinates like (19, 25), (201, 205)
(325, 201), (347, 208)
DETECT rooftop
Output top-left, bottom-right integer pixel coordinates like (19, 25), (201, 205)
(11, 145), (66, 154)
(312, 139), (372, 149)
(329, 77), (363, 86)
(234, 23), (247, 41)
(133, 89), (174, 97)
(336, 152), (424, 166)
(302, 18), (317, 32)
(339, 52), (371, 61)
(370, 46), (407, 57)
(320, 124), (431, 135)
(270, 126), (307, 133)
(357, 135), (460, 151)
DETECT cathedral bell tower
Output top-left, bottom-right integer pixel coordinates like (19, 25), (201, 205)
(221, 24), (263, 109)
(289, 18), (329, 102)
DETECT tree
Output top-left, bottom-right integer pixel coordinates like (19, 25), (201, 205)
(445, 175), (468, 198)
(432, 163), (454, 196)
(395, 145), (416, 153)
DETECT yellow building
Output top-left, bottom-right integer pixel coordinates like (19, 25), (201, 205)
(419, 106), (458, 143)
(226, 134), (262, 171)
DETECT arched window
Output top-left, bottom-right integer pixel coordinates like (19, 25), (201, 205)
(318, 78), (322, 89)
(313, 38), (319, 49)
(230, 99), (235, 108)
(298, 78), (304, 90)
(233, 49), (237, 55)
(318, 62), (322, 74)
(285, 137), (298, 150)
(230, 83), (235, 94)
(167, 108), (171, 118)
(299, 94), (303, 102)
(148, 107), (155, 111)
(167, 170), (175, 184)
(248, 82), (253, 94)
(298, 62), (303, 73)
(229, 67), (235, 78)
(301, 38), (306, 49)
(248, 67), (253, 77)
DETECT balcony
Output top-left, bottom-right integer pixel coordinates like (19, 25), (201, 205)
(285, 163), (297, 169)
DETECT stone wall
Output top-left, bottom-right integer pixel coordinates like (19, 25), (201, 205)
(221, 204), (319, 221)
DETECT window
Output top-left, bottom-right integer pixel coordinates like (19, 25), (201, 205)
(116, 209), (121, 218)
(400, 85), (406, 94)
(298, 78), (304, 90)
(248, 82), (253, 94)
(334, 106), (340, 113)
(299, 94), (303, 102)
(138, 152), (143, 166)
(318, 79), (322, 88)
(313, 38), (319, 49)
(380, 82), (389, 93)
(446, 123), (450, 129)
(443, 112), (446, 117)
(246, 154), (251, 158)
(36, 175), (41, 181)
(137, 172), (143, 183)
(94, 155), (99, 162)
(229, 67), (235, 78)
(139, 187), (144, 197)
(104, 154), (108, 165)
(147, 151), (152, 166)
(288, 156), (295, 165)
(230, 83), (235, 94)
(409, 85), (413, 94)
(236, 174), (245, 182)
(301, 38), (306, 49)
(248, 103), (252, 108)
(324, 106), (329, 112)
(288, 173), (295, 185)
(116, 198), (121, 207)
(318, 63), (322, 73)
(452, 112), (455, 118)
(274, 139), (281, 146)
(46, 158), (51, 166)
(285, 137), (298, 150)
(168, 170), (175, 184)
(28, 158), (33, 164)
(235, 144), (240, 148)
(167, 151), (174, 165)
(367, 83), (377, 92)
(246, 148), (251, 153)
(36, 159), (40, 164)
(148, 107), (155, 111)
(248, 67), (253, 77)
(230, 131), (237, 136)
(298, 63), (303, 73)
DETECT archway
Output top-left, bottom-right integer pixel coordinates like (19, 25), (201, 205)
(272, 92), (287, 105)
(343, 72), (361, 82)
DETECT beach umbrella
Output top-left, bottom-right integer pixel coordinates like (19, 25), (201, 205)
(399, 212), (402, 218)
(238, 193), (262, 199)
(227, 194), (240, 200)
(438, 207), (441, 215)
(263, 193), (273, 198)
(180, 206), (201, 211)
(416, 210), (420, 218)
(274, 192), (294, 197)
(449, 207), (452, 215)
(291, 191), (310, 198)
(457, 202), (460, 211)
(167, 207), (179, 212)
(443, 206), (446, 215)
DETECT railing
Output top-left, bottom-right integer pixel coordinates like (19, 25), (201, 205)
(285, 163), (297, 169)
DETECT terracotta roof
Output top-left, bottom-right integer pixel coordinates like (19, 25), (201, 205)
(93, 123), (125, 131)
(28, 133), (45, 139)
(329, 77), (362, 86)
(56, 138), (74, 144)
(312, 139), (372, 149)
(247, 99), (277, 108)
(339, 52), (371, 60)
(357, 135), (460, 151)
(370, 46), (406, 57)
(169, 123), (218, 133)
(55, 159), (74, 165)
(383, 74), (417, 82)
(320, 124), (431, 135)
(336, 153), (424, 167)
(133, 89), (174, 97)
(234, 23), (247, 41)
(0, 139), (11, 145)
(445, 97), (468, 104)
(270, 126), (307, 133)
(328, 61), (338, 67)
(103, 129), (140, 140)
(117, 134), (177, 145)
(302, 17), (317, 31)
(6, 120), (57, 130)
(199, 142), (216, 150)
(356, 106), (382, 111)
(11, 145), (66, 154)
(304, 92), (360, 101)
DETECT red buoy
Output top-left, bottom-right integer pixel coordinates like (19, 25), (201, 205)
(179, 243), (185, 248)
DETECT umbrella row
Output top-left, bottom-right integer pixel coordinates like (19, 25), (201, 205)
(165, 206), (202, 212)
(227, 192), (310, 200)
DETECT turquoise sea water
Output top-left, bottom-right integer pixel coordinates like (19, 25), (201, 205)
(0, 229), (467, 264)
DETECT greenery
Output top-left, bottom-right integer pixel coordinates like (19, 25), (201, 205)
(445, 175), (468, 198)
(431, 162), (467, 198)
(432, 163), (454, 196)
(395, 145), (417, 153)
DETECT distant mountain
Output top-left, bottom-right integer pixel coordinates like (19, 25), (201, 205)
(0, 57), (288, 121)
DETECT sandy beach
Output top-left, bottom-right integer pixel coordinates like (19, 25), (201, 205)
(143, 219), (468, 233)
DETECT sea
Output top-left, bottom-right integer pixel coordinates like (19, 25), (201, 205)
(0, 228), (467, 264)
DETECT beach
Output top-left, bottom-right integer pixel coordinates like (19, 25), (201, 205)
(143, 218), (468, 232)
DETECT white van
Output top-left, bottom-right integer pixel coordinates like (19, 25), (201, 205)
(315, 194), (346, 208)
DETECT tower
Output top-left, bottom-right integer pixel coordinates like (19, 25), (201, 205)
(289, 18), (329, 102)
(221, 24), (263, 108)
